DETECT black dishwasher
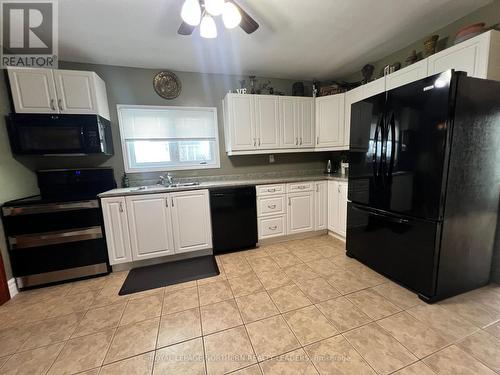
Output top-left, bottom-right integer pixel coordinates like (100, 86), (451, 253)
(209, 186), (257, 254)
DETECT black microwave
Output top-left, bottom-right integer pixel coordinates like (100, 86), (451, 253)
(6, 114), (114, 156)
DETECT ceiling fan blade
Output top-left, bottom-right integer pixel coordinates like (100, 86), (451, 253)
(178, 21), (196, 35)
(232, 1), (259, 34)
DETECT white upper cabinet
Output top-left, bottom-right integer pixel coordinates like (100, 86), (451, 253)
(427, 30), (500, 80)
(254, 95), (280, 149)
(279, 96), (297, 148)
(7, 67), (110, 119)
(297, 97), (315, 148)
(386, 59), (429, 90)
(170, 190), (212, 254)
(126, 193), (175, 260)
(101, 197), (133, 265)
(7, 68), (58, 113)
(224, 94), (256, 151)
(315, 93), (345, 149)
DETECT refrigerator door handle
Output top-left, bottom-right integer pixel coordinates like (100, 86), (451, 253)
(352, 204), (409, 224)
(373, 114), (384, 177)
(386, 112), (396, 179)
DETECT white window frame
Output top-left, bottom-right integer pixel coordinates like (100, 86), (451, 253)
(117, 104), (220, 173)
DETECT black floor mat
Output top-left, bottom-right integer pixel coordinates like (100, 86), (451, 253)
(119, 255), (219, 295)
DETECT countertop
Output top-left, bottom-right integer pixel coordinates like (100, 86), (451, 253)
(99, 173), (348, 198)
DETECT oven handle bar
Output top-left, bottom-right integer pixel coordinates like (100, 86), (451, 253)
(9, 226), (103, 249)
(2, 200), (99, 216)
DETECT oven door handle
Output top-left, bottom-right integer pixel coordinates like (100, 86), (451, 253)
(9, 226), (103, 249)
(2, 200), (99, 216)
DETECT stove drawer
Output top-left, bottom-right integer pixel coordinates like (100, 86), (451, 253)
(9, 226), (102, 249)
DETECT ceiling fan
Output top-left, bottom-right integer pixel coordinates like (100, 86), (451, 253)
(178, 0), (259, 38)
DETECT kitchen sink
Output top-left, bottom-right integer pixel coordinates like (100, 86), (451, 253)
(132, 182), (200, 191)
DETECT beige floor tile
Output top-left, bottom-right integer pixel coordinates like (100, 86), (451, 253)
(47, 329), (114, 375)
(270, 251), (302, 268)
(231, 364), (262, 374)
(261, 243), (289, 255)
(291, 248), (323, 263)
(248, 257), (280, 274)
(100, 352), (154, 375)
(393, 361), (437, 375)
(74, 369), (100, 375)
(327, 269), (372, 295)
(356, 268), (388, 286)
(316, 296), (371, 332)
(163, 286), (199, 314)
(72, 303), (125, 338)
(45, 290), (98, 318)
(0, 342), (63, 375)
(268, 285), (311, 313)
(371, 282), (423, 310)
(204, 326), (256, 374)
(255, 270), (293, 290)
(305, 258), (339, 277)
(0, 326), (32, 357)
(154, 337), (205, 375)
(67, 276), (108, 295)
(246, 315), (300, 361)
(260, 348), (318, 375)
(120, 294), (162, 326)
(315, 244), (345, 259)
(196, 273), (227, 286)
(305, 335), (376, 375)
(157, 308), (201, 348)
(438, 294), (500, 328)
(344, 323), (417, 375)
(198, 280), (234, 306)
(164, 280), (197, 292)
(407, 304), (479, 342)
(91, 286), (130, 309)
(424, 345), (496, 375)
(228, 273), (264, 297)
(0, 356), (10, 368)
(200, 299), (243, 335)
(377, 312), (449, 358)
(295, 277), (341, 303)
(235, 291), (280, 323)
(484, 320), (500, 339)
(243, 248), (270, 260)
(346, 289), (401, 320)
(19, 312), (83, 351)
(456, 330), (500, 372)
(465, 286), (500, 312)
(128, 287), (165, 301)
(224, 260), (254, 279)
(104, 317), (159, 364)
(283, 305), (338, 346)
(282, 264), (319, 281)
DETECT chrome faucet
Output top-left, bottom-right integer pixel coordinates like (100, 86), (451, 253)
(158, 172), (174, 186)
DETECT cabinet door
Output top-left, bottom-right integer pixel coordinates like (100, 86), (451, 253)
(227, 94), (256, 150)
(315, 94), (345, 148)
(344, 87), (364, 148)
(298, 97), (315, 148)
(314, 181), (328, 230)
(338, 182), (348, 237)
(7, 68), (58, 113)
(327, 181), (338, 232)
(287, 192), (314, 234)
(279, 97), (298, 148)
(254, 95), (280, 149)
(386, 60), (428, 90)
(53, 70), (98, 115)
(427, 33), (489, 78)
(101, 197), (132, 265)
(170, 190), (212, 253)
(126, 194), (174, 260)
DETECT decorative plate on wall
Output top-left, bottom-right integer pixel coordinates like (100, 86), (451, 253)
(153, 71), (182, 99)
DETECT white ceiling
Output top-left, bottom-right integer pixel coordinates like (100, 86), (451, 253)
(59, 0), (492, 80)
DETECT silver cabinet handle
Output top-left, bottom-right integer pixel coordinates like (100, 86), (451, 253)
(267, 188), (276, 193)
(253, 138), (256, 146)
(165, 197), (169, 207)
(316, 185), (319, 193)
(258, 138), (261, 146)
(297, 186), (306, 190)
(295, 138), (298, 145)
(171, 197), (174, 207)
(300, 137), (303, 145)
(338, 186), (341, 193)
(50, 99), (56, 111)
(58, 99), (63, 111)
(316, 136), (320, 145)
(268, 204), (276, 209)
(119, 202), (123, 212)
(268, 225), (277, 230)
(288, 197), (291, 206)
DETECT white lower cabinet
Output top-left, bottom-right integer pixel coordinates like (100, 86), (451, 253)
(258, 215), (286, 239)
(170, 190), (212, 253)
(126, 193), (175, 261)
(287, 192), (315, 235)
(328, 181), (348, 237)
(101, 189), (212, 265)
(101, 197), (132, 265)
(314, 181), (328, 230)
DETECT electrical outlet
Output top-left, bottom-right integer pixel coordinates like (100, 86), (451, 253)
(269, 154), (275, 163)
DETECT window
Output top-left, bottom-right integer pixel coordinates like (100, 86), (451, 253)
(117, 105), (220, 172)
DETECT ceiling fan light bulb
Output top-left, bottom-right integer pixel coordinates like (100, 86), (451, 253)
(200, 14), (217, 38)
(222, 2), (241, 29)
(205, 0), (225, 16)
(181, 0), (201, 26)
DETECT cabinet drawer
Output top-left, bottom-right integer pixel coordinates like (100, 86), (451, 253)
(256, 184), (285, 196)
(258, 196), (286, 216)
(258, 215), (286, 239)
(286, 181), (314, 193)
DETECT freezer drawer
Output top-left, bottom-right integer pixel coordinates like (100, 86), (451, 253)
(346, 203), (439, 297)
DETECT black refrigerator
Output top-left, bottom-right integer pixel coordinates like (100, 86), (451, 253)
(346, 70), (500, 302)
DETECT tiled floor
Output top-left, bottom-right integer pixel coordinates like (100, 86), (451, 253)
(1, 235), (500, 374)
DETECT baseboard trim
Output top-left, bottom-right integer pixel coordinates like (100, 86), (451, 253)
(258, 230), (327, 246)
(7, 278), (18, 298)
(328, 231), (346, 242)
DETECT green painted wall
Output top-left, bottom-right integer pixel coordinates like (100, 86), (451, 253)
(339, 0), (500, 82)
